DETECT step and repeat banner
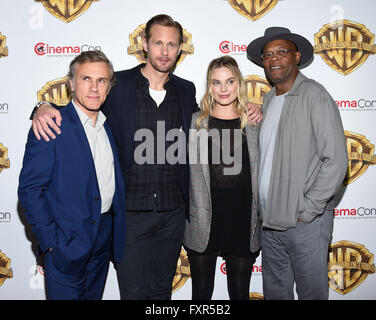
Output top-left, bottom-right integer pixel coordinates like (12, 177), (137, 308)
(0, 0), (375, 300)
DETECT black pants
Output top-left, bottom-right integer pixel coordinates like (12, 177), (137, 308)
(187, 251), (258, 300)
(116, 207), (185, 300)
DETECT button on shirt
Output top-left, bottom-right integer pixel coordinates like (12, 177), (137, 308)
(72, 101), (115, 213)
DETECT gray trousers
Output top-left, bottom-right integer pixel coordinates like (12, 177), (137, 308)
(261, 209), (334, 300)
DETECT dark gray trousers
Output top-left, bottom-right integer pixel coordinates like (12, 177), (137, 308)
(261, 209), (334, 300)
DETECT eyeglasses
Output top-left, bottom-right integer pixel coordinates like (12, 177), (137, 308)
(261, 48), (297, 61)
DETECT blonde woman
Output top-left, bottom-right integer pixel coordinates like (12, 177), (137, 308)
(183, 56), (261, 300)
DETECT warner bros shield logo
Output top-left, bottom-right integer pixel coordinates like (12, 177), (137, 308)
(344, 131), (376, 185)
(0, 32), (8, 58)
(328, 241), (375, 295)
(244, 75), (272, 107)
(227, 0), (280, 21)
(172, 249), (190, 293)
(37, 76), (71, 106)
(36, 0), (98, 23)
(0, 143), (10, 174)
(314, 20), (376, 75)
(0, 250), (13, 287)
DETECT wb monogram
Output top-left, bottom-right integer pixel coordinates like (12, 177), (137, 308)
(244, 75), (272, 107)
(0, 144), (10, 174)
(314, 20), (376, 75)
(0, 250), (12, 287)
(0, 32), (8, 58)
(227, 0), (279, 21)
(344, 131), (376, 185)
(328, 241), (375, 294)
(37, 77), (71, 106)
(37, 0), (98, 23)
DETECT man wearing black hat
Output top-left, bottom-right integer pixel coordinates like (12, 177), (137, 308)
(247, 27), (348, 300)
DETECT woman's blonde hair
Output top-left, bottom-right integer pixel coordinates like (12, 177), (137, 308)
(197, 55), (249, 132)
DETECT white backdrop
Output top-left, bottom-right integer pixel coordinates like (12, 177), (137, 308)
(0, 0), (375, 300)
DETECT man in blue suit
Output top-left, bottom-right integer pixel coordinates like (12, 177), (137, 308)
(18, 50), (126, 300)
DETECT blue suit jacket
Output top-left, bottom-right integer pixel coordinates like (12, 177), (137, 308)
(18, 102), (126, 273)
(102, 64), (198, 215)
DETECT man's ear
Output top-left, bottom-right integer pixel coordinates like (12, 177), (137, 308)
(295, 51), (302, 65)
(142, 38), (148, 53)
(69, 79), (75, 92)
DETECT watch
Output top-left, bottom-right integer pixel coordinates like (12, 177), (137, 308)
(29, 101), (50, 120)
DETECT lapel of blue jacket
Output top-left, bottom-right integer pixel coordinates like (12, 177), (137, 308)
(103, 119), (126, 211)
(64, 101), (100, 192)
(104, 120), (122, 178)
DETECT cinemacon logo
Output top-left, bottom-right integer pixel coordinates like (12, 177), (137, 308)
(219, 40), (247, 54)
(335, 207), (376, 218)
(34, 43), (101, 56)
(0, 211), (11, 222)
(336, 99), (376, 110)
(221, 262), (262, 275)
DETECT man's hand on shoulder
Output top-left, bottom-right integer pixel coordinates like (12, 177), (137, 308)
(32, 103), (62, 142)
(247, 102), (262, 124)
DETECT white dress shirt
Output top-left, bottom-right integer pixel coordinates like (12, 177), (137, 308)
(72, 101), (115, 213)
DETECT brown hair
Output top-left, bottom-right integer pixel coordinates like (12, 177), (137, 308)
(144, 14), (183, 44)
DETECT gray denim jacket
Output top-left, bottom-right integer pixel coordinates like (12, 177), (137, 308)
(260, 72), (348, 230)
